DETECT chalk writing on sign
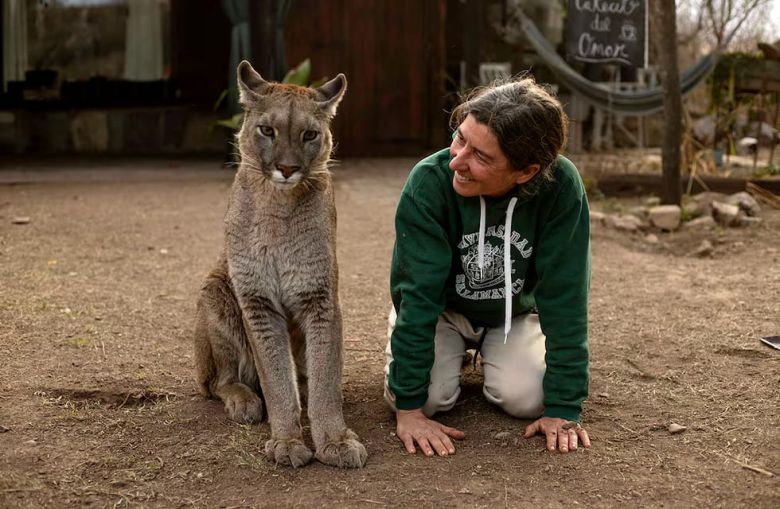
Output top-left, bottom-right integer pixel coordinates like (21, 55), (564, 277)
(566, 0), (647, 68)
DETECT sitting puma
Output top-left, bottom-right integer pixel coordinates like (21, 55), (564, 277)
(193, 61), (367, 469)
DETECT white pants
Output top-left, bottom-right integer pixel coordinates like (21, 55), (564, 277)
(384, 308), (546, 418)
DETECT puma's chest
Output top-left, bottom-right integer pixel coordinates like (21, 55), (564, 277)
(226, 196), (335, 271)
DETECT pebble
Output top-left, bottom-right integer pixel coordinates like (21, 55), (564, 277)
(493, 431), (511, 440)
(11, 216), (30, 225)
(691, 240), (713, 257)
(668, 423), (687, 434)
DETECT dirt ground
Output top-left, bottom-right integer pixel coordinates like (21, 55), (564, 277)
(0, 157), (778, 508)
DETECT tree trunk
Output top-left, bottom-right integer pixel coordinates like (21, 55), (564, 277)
(656, 0), (683, 205)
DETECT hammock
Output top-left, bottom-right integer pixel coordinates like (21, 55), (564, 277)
(518, 11), (718, 115)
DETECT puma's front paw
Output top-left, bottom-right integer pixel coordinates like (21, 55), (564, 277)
(224, 392), (264, 424)
(315, 429), (367, 468)
(265, 438), (313, 468)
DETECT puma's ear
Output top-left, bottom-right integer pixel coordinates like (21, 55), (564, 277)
(237, 60), (270, 105)
(315, 74), (347, 117)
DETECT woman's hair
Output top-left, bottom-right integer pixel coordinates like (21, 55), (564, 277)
(449, 75), (568, 184)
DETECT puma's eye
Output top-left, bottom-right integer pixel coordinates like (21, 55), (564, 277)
(302, 130), (319, 142)
(257, 125), (275, 137)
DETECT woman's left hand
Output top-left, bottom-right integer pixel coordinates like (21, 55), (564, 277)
(523, 417), (591, 453)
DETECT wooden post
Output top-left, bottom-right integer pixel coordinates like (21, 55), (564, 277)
(656, 0), (682, 205)
(769, 92), (779, 167)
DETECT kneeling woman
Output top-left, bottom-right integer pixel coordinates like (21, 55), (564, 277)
(384, 76), (591, 456)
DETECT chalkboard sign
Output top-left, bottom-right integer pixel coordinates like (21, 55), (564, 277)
(566, 0), (648, 68)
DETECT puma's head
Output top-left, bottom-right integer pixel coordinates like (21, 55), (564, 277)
(235, 60), (347, 191)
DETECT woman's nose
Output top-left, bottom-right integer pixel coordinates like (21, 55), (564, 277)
(449, 146), (465, 171)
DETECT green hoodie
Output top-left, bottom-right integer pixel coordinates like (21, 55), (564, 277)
(389, 148), (590, 422)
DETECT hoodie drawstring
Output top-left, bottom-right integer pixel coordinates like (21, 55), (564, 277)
(476, 196), (519, 344)
(503, 197), (518, 343)
(477, 196), (486, 278)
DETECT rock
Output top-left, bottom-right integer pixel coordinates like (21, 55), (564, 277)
(711, 201), (740, 226)
(643, 196), (661, 207)
(648, 205), (682, 231)
(736, 216), (763, 227)
(691, 240), (713, 257)
(668, 423), (687, 434)
(11, 216), (30, 225)
(726, 191), (761, 217)
(685, 192), (727, 219)
(691, 191), (728, 205)
(683, 215), (716, 230)
(683, 201), (710, 220)
(644, 233), (659, 244)
(628, 206), (649, 219)
(604, 214), (644, 232)
(493, 431), (511, 440)
(589, 210), (606, 223)
(597, 392), (609, 399)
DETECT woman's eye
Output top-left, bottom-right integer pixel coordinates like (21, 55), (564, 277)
(258, 125), (275, 137)
(303, 130), (319, 141)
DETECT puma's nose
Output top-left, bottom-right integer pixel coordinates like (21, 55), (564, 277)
(276, 164), (301, 179)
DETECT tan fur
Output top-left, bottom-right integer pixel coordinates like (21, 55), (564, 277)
(193, 61), (366, 468)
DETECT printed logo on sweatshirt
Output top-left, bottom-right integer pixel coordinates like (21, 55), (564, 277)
(455, 225), (532, 301)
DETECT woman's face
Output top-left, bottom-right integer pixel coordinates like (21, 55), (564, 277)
(449, 114), (538, 198)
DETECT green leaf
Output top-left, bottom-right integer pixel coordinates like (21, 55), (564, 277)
(214, 113), (244, 131)
(310, 77), (328, 88)
(212, 89), (228, 111)
(282, 58), (311, 86)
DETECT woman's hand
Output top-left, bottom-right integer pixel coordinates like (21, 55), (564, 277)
(523, 416), (591, 453)
(395, 408), (466, 457)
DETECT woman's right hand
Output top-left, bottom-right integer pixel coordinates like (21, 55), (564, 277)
(395, 408), (465, 456)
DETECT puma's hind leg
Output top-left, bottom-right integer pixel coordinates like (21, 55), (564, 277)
(194, 264), (264, 424)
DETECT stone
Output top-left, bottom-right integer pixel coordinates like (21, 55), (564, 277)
(736, 216), (763, 227)
(643, 196), (661, 207)
(726, 191), (761, 217)
(668, 423), (687, 434)
(11, 216), (30, 225)
(644, 233), (659, 244)
(589, 210), (606, 223)
(628, 206), (649, 219)
(685, 192), (727, 219)
(691, 191), (728, 204)
(683, 201), (710, 220)
(712, 201), (740, 226)
(648, 205), (682, 231)
(691, 240), (713, 257)
(604, 214), (644, 232)
(683, 215), (716, 229)
(493, 431), (511, 440)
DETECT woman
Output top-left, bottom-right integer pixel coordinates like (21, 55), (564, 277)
(384, 76), (591, 457)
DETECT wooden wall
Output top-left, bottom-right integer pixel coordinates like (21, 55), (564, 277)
(285, 0), (447, 156)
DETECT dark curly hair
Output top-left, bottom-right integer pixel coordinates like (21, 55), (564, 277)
(449, 76), (568, 185)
